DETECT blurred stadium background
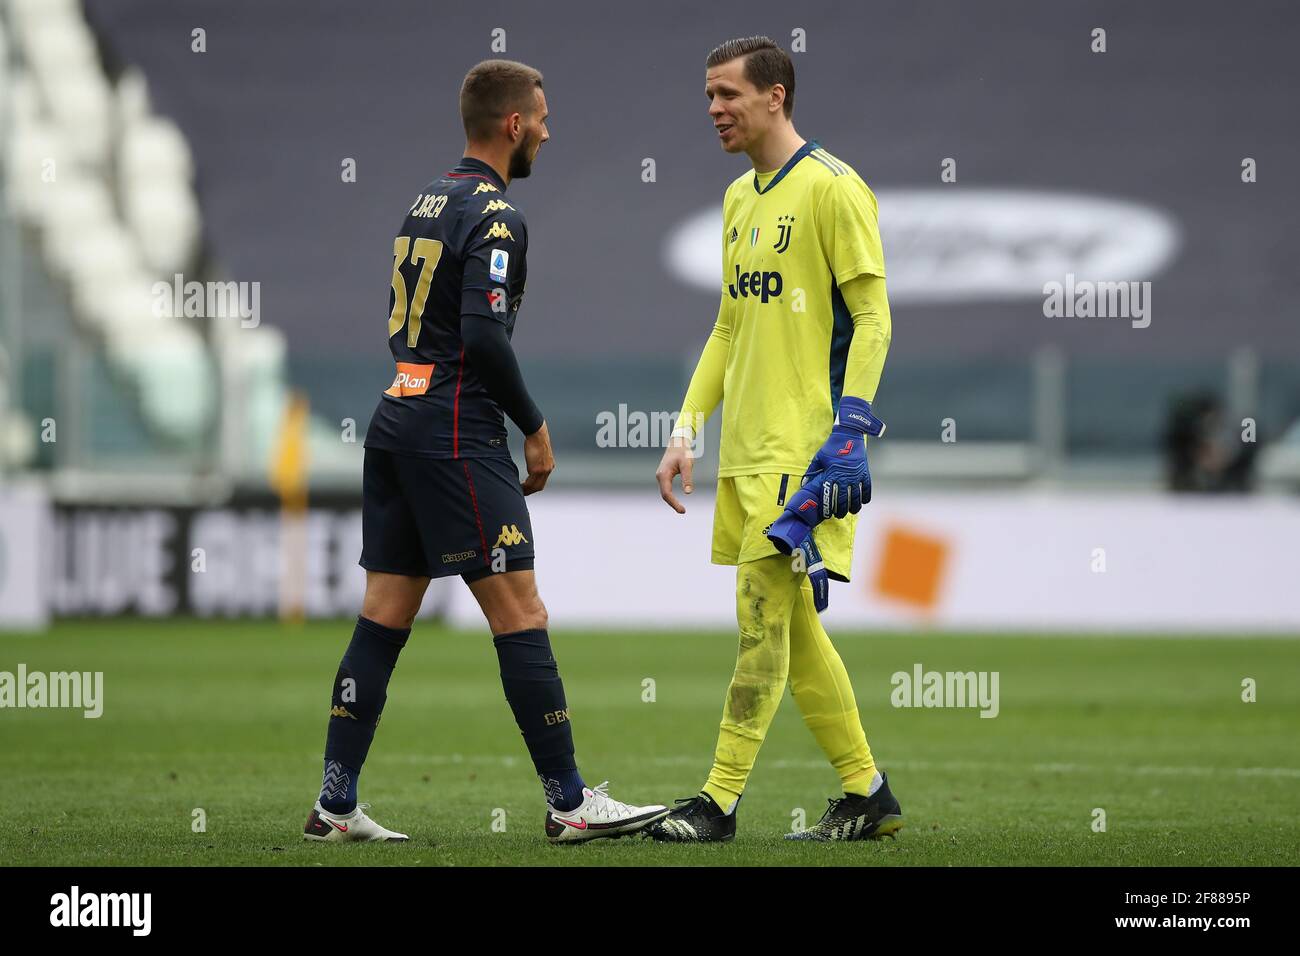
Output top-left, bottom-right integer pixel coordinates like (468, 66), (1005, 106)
(4, 0), (1300, 872)
(1, 0), (1298, 633)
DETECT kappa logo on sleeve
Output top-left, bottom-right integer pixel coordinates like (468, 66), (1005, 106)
(489, 249), (510, 282)
(483, 221), (515, 241)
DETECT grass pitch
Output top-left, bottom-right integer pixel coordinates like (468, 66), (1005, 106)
(2, 619), (1297, 866)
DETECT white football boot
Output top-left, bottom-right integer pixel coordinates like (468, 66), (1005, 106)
(544, 781), (669, 844)
(303, 801), (409, 842)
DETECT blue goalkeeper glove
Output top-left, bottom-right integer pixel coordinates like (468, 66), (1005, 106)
(767, 397), (885, 555)
(805, 396), (885, 519)
(797, 533), (829, 612)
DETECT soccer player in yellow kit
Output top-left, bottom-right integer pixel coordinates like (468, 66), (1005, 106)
(649, 37), (903, 843)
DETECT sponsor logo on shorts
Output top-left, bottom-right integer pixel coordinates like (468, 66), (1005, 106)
(384, 362), (434, 397)
(493, 524), (529, 548)
(330, 705), (357, 720)
(441, 549), (477, 563)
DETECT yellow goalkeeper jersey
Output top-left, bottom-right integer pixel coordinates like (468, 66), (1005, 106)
(693, 141), (887, 477)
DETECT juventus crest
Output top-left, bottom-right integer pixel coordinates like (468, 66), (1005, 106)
(773, 214), (795, 254)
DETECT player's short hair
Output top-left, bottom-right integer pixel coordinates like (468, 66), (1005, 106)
(705, 36), (795, 117)
(459, 59), (544, 141)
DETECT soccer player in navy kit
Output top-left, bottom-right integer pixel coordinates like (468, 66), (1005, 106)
(303, 60), (666, 844)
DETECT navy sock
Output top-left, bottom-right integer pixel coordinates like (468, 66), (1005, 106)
(320, 759), (359, 815)
(492, 628), (587, 811)
(320, 616), (410, 813)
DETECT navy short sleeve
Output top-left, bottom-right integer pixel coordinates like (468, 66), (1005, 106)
(460, 202), (527, 322)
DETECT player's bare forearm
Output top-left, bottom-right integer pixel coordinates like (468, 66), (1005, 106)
(522, 421), (554, 495)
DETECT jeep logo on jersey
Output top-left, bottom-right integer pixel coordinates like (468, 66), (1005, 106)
(384, 362), (434, 397)
(727, 265), (783, 302)
(483, 221), (515, 241)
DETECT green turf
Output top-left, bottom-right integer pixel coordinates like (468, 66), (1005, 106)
(1, 619), (1297, 866)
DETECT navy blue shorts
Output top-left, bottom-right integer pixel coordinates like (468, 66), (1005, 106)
(360, 448), (535, 581)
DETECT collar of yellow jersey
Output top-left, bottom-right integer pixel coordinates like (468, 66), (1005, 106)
(753, 140), (820, 195)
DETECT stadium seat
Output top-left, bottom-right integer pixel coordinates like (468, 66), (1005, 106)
(119, 116), (195, 186)
(39, 70), (113, 167)
(124, 179), (201, 275)
(6, 118), (68, 223)
(103, 321), (215, 442)
(74, 268), (157, 333)
(36, 177), (117, 275)
(114, 66), (152, 126)
(2, 0), (226, 451)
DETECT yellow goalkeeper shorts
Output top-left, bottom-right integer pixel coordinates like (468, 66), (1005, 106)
(711, 472), (858, 582)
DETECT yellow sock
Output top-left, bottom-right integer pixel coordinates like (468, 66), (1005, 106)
(789, 580), (876, 795)
(703, 556), (801, 804)
(701, 781), (742, 813)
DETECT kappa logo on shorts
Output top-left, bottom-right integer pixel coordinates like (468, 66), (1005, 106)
(441, 549), (478, 563)
(384, 362), (434, 397)
(493, 524), (529, 548)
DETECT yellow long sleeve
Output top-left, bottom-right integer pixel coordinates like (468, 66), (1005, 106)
(839, 273), (892, 403)
(672, 296), (732, 439)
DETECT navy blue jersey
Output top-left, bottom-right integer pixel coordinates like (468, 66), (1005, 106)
(364, 157), (527, 458)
